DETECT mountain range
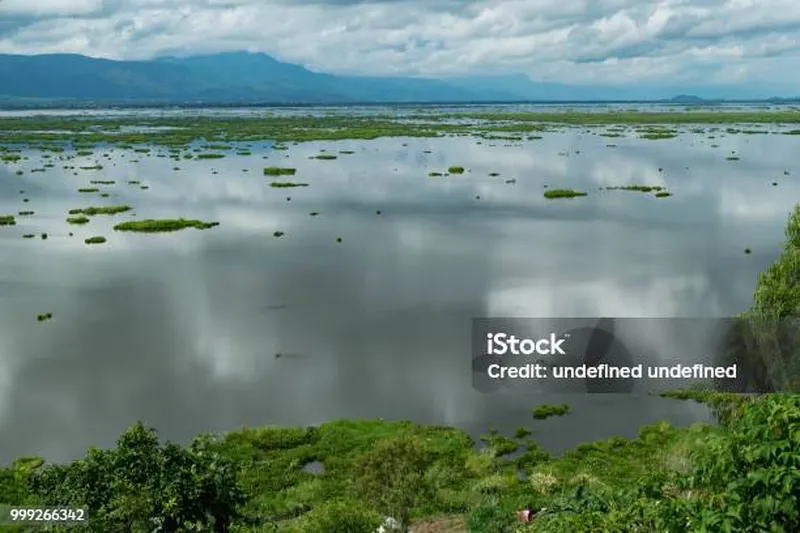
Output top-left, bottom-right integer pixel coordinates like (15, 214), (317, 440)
(0, 51), (797, 105)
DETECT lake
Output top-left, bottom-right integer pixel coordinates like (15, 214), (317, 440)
(1, 108), (797, 465)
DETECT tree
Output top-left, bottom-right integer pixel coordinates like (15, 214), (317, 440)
(353, 435), (435, 533)
(27, 422), (245, 533)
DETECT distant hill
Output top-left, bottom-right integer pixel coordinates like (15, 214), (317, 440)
(669, 95), (707, 103)
(0, 52), (792, 105)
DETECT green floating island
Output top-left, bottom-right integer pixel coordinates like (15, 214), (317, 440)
(655, 191), (672, 198)
(312, 154), (337, 160)
(264, 167), (297, 176)
(532, 403), (571, 420)
(269, 181), (309, 188)
(606, 185), (665, 193)
(85, 236), (107, 245)
(428, 171), (443, 177)
(113, 218), (220, 233)
(196, 153), (226, 160)
(0, 215), (16, 226)
(448, 166), (465, 174)
(78, 188), (100, 193)
(36, 313), (53, 322)
(18, 211), (34, 216)
(69, 205), (132, 216)
(67, 216), (90, 225)
(79, 165), (103, 170)
(90, 180), (116, 185)
(544, 189), (588, 199)
(273, 231), (285, 237)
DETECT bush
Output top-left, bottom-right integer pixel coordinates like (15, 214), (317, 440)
(290, 500), (382, 533)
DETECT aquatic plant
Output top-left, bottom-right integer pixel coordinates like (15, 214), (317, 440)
(532, 403), (571, 419)
(544, 189), (588, 199)
(269, 181), (308, 188)
(113, 219), (220, 233)
(36, 313), (53, 322)
(264, 167), (297, 176)
(448, 166), (465, 174)
(71, 205), (132, 215)
(78, 188), (99, 193)
(0, 215), (16, 226)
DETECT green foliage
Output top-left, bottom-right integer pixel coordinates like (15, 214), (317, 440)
(264, 167), (296, 176)
(113, 219), (220, 233)
(354, 434), (436, 531)
(27, 423), (245, 533)
(543, 189), (587, 199)
(0, 215), (16, 226)
(466, 499), (517, 532)
(287, 500), (382, 533)
(531, 404), (570, 419)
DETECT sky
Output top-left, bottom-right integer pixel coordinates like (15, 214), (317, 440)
(0, 0), (799, 89)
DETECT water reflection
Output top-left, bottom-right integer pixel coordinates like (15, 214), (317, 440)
(1, 128), (797, 464)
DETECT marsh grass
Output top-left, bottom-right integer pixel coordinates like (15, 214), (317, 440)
(113, 219), (220, 233)
(85, 236), (107, 244)
(544, 189), (588, 199)
(264, 167), (297, 176)
(270, 182), (308, 188)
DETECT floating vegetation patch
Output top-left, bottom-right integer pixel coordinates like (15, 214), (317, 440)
(128, 180), (140, 185)
(76, 151), (93, 156)
(78, 188), (99, 193)
(338, 150), (355, 154)
(273, 231), (285, 237)
(0, 215), (16, 226)
(269, 181), (308, 188)
(726, 157), (740, 161)
(113, 218), (220, 233)
(605, 185), (665, 193)
(312, 154), (337, 160)
(448, 166), (465, 174)
(428, 171), (443, 177)
(90, 180), (115, 185)
(67, 216), (90, 225)
(532, 403), (571, 419)
(37, 313), (53, 322)
(1, 154), (21, 162)
(205, 144), (231, 150)
(79, 165), (103, 170)
(22, 234), (34, 239)
(196, 153), (226, 160)
(544, 189), (588, 199)
(655, 191), (672, 198)
(70, 205), (132, 215)
(18, 211), (34, 216)
(264, 167), (297, 176)
(85, 236), (107, 244)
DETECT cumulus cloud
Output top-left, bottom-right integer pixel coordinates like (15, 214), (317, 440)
(0, 0), (798, 86)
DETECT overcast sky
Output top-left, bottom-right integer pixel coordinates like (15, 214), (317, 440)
(0, 0), (799, 87)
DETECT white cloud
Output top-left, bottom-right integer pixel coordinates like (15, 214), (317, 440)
(0, 0), (798, 87)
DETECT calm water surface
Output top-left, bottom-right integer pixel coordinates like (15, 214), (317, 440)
(1, 119), (797, 464)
